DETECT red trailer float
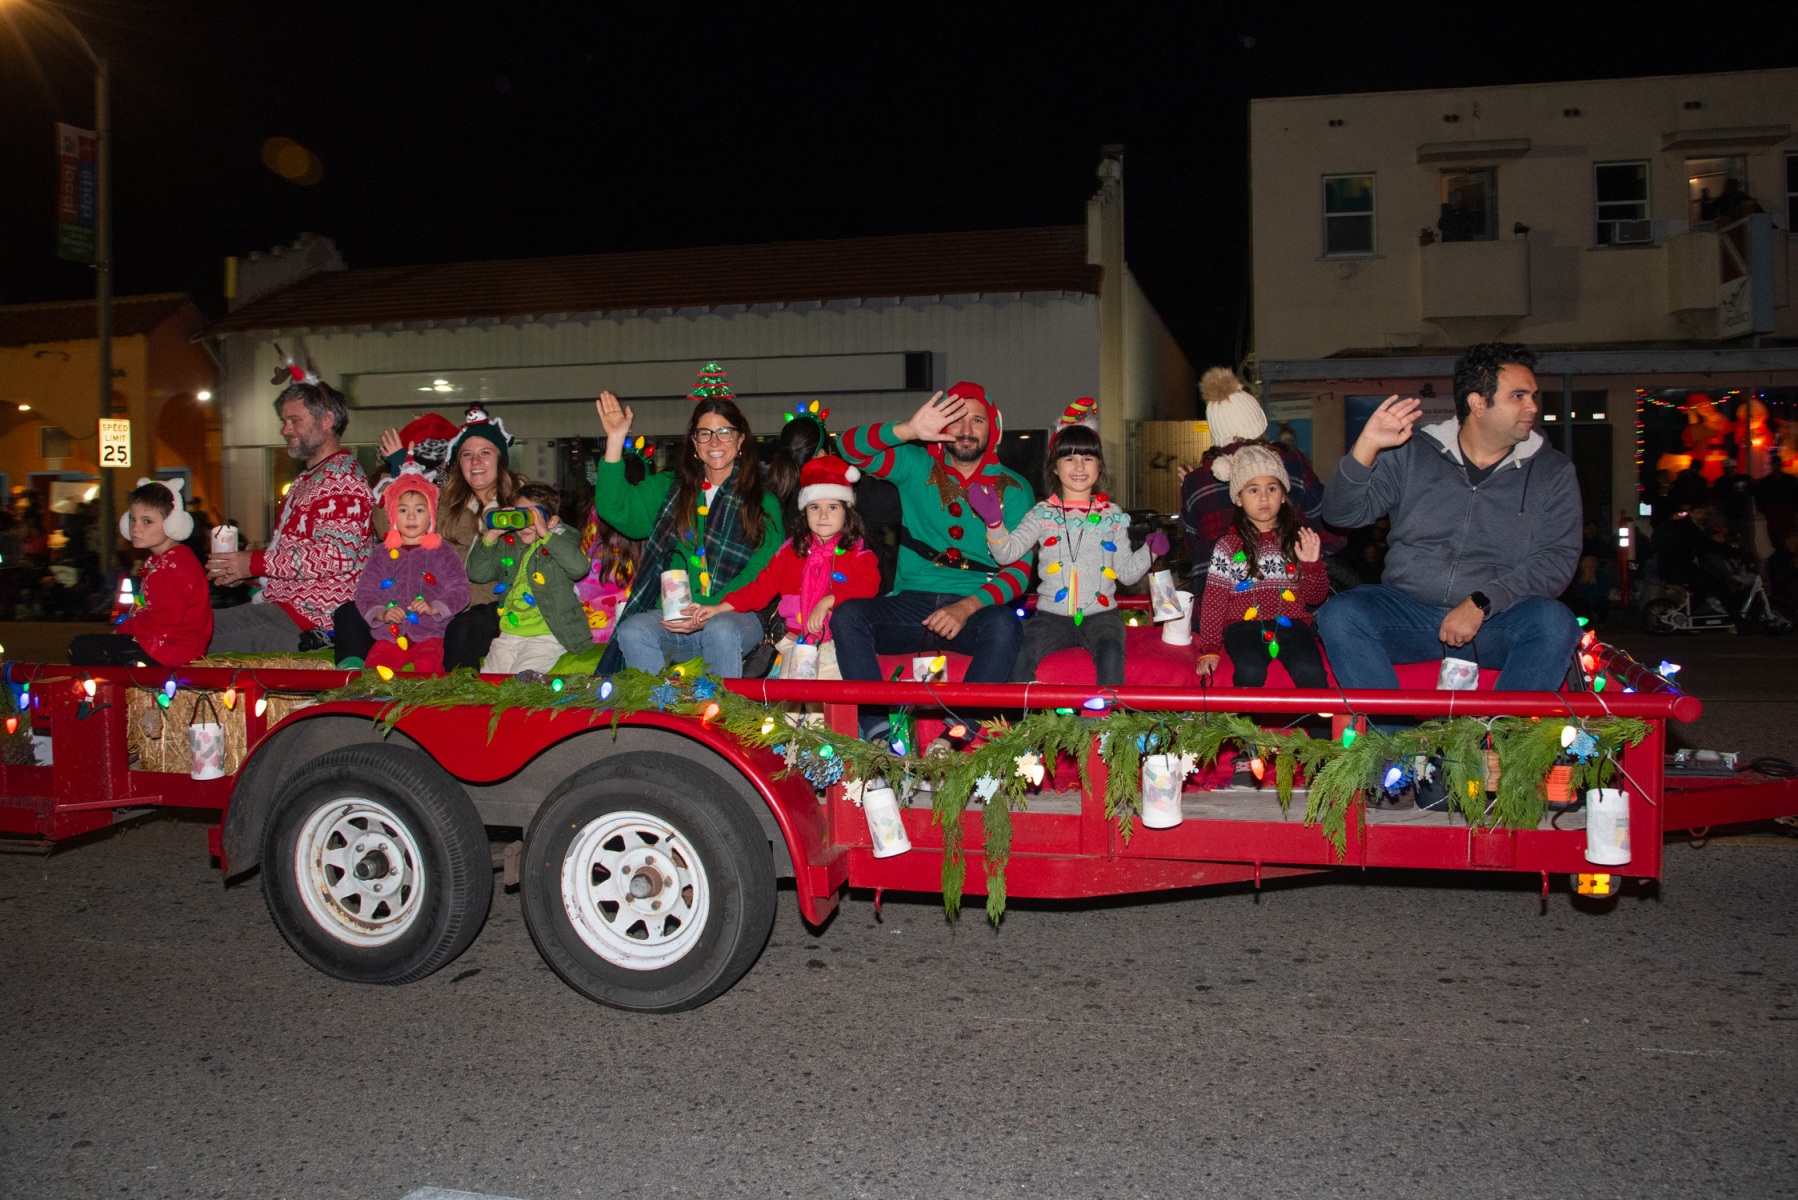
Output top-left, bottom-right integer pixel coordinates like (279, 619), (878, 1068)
(1, 647), (1792, 1013)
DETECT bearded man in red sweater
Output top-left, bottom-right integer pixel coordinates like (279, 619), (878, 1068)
(206, 368), (373, 653)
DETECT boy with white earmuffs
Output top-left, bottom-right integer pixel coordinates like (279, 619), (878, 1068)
(68, 478), (214, 668)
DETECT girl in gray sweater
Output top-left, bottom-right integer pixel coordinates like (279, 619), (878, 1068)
(969, 423), (1166, 685)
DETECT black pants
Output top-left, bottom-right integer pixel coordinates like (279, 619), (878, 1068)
(331, 600), (500, 671)
(68, 633), (162, 668)
(1012, 610), (1127, 686)
(1222, 619), (1326, 688)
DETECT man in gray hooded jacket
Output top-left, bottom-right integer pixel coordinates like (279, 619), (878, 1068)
(1317, 343), (1582, 690)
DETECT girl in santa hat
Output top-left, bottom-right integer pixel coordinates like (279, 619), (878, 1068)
(689, 455), (881, 679)
(350, 455), (471, 674)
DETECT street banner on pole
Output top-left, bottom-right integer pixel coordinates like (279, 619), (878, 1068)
(56, 122), (97, 265)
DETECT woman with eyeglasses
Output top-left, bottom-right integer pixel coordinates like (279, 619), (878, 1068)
(592, 389), (783, 677)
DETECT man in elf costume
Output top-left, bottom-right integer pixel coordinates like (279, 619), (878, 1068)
(835, 384), (1034, 734)
(207, 354), (373, 652)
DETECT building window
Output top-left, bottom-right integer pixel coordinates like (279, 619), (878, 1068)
(1687, 154), (1748, 226)
(1786, 152), (1796, 230)
(1594, 161), (1650, 246)
(1438, 168), (1497, 241)
(1322, 173), (1375, 256)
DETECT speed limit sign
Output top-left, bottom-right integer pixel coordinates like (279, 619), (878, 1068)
(98, 418), (131, 468)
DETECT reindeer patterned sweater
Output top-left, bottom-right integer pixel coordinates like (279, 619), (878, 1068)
(248, 449), (374, 631)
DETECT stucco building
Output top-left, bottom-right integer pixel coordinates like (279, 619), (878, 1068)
(210, 155), (1192, 542)
(1248, 67), (1798, 521)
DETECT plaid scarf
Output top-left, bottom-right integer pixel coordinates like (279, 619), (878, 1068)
(616, 478), (761, 625)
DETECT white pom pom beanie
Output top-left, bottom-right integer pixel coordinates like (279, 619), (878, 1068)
(1200, 366), (1268, 448)
(1210, 443), (1290, 505)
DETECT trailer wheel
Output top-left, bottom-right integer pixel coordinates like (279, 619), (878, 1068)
(261, 744), (491, 985)
(522, 759), (776, 1012)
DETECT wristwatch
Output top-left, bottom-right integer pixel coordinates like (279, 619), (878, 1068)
(1468, 591), (1492, 617)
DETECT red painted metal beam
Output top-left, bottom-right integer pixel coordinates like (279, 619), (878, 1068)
(732, 678), (1703, 723)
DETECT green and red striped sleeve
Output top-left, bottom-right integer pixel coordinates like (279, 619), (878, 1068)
(978, 562), (1030, 607)
(841, 423), (902, 478)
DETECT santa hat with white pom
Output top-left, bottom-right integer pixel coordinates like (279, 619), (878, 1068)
(795, 454), (860, 510)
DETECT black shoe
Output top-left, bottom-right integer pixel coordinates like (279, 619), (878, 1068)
(297, 628), (334, 653)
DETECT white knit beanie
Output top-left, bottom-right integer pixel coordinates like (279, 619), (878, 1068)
(1201, 366), (1268, 447)
(1211, 443), (1290, 505)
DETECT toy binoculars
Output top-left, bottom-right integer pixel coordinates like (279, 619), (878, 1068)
(484, 507), (539, 530)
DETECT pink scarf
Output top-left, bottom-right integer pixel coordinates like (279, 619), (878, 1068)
(796, 534), (841, 643)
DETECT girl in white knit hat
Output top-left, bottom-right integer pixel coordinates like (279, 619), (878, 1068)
(1192, 443), (1330, 688)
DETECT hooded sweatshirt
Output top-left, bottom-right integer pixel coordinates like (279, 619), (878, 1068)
(1322, 418), (1581, 613)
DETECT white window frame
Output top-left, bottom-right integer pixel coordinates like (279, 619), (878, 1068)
(1593, 159), (1651, 247)
(1322, 172), (1377, 258)
(1786, 151), (1796, 231)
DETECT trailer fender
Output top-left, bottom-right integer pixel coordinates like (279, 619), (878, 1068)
(219, 714), (425, 881)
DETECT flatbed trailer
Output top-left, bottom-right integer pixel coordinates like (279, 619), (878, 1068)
(2, 650), (1794, 1012)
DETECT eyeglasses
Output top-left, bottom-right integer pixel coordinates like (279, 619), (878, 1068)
(691, 428), (742, 444)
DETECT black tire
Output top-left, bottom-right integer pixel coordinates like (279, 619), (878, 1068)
(261, 743), (492, 985)
(521, 753), (777, 1013)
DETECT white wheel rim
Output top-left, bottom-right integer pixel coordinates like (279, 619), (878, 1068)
(294, 797), (425, 947)
(561, 809), (710, 971)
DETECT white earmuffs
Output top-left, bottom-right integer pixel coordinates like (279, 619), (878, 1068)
(119, 477), (195, 542)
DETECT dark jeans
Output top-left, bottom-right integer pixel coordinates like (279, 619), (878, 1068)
(1221, 619), (1326, 688)
(1012, 610), (1126, 686)
(833, 591), (1023, 737)
(331, 600), (499, 671)
(68, 633), (162, 668)
(1316, 585), (1580, 692)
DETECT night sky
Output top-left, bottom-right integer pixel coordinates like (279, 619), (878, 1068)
(3, 2), (1796, 369)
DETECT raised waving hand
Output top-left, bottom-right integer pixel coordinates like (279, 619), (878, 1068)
(894, 391), (970, 444)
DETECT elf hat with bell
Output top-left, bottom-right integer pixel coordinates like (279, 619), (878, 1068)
(795, 454), (861, 511)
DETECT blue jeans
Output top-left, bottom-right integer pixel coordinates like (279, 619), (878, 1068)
(1315, 585), (1580, 692)
(833, 591), (1023, 736)
(613, 610), (764, 679)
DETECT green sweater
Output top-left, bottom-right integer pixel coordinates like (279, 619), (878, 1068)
(467, 524), (592, 652)
(590, 460), (784, 606)
(840, 423), (1035, 605)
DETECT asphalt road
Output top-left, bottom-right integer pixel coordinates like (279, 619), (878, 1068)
(0, 621), (1794, 1198)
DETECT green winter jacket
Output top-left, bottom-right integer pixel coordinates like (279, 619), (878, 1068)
(466, 524), (593, 653)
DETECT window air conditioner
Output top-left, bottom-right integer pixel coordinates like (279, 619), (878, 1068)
(1613, 219), (1654, 245)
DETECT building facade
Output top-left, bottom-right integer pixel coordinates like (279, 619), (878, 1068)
(210, 160), (1193, 542)
(0, 294), (219, 520)
(1249, 67), (1798, 522)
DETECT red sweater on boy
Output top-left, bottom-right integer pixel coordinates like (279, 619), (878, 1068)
(1195, 528), (1329, 655)
(119, 544), (213, 666)
(722, 536), (880, 641)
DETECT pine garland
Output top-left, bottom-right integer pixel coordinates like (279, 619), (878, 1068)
(317, 669), (1649, 922)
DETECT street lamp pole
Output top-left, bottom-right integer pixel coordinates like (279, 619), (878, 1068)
(14, 2), (117, 570)
(93, 46), (113, 572)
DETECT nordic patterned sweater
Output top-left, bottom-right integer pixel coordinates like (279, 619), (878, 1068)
(840, 423), (1034, 606)
(249, 449), (374, 631)
(986, 496), (1153, 618)
(1194, 528), (1329, 655)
